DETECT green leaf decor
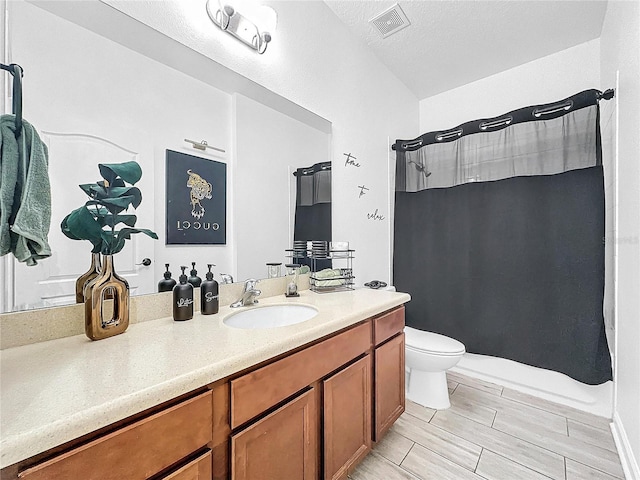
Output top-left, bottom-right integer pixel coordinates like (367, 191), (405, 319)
(61, 161), (158, 255)
(98, 161), (142, 186)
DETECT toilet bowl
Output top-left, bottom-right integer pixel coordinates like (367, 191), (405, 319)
(404, 326), (465, 410)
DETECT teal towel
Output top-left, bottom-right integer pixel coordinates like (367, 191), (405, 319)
(315, 268), (342, 279)
(314, 268), (345, 287)
(0, 116), (18, 257)
(0, 115), (51, 265)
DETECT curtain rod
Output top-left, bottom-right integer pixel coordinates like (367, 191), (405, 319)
(393, 88), (615, 152)
(293, 161), (331, 176)
(0, 63), (22, 73)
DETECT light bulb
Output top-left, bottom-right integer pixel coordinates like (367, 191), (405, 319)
(236, 1), (277, 34)
(252, 5), (277, 34)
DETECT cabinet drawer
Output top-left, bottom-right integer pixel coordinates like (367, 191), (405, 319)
(19, 391), (213, 480)
(161, 451), (212, 480)
(231, 322), (371, 428)
(373, 307), (404, 346)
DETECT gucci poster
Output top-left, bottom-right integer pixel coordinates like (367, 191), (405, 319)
(166, 150), (226, 245)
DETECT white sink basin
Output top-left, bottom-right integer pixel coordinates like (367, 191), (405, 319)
(223, 304), (318, 329)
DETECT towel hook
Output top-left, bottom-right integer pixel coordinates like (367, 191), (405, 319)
(1, 63), (23, 137)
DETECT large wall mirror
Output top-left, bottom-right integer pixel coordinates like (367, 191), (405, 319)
(0, 0), (332, 313)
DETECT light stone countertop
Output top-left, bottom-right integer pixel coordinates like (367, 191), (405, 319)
(0, 288), (410, 469)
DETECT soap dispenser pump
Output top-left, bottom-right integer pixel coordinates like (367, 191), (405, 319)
(188, 262), (202, 287)
(158, 263), (177, 292)
(200, 264), (219, 315)
(173, 266), (194, 321)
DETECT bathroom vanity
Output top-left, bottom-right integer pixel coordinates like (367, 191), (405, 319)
(0, 289), (409, 479)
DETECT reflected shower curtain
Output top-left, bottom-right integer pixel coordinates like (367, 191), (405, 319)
(293, 162), (331, 269)
(393, 89), (611, 385)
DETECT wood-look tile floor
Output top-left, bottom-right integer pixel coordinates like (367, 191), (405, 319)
(350, 373), (623, 480)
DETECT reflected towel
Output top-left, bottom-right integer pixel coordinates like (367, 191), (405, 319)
(0, 115), (51, 265)
(314, 268), (344, 287)
(0, 116), (19, 257)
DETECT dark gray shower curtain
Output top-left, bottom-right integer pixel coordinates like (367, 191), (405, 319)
(393, 89), (612, 385)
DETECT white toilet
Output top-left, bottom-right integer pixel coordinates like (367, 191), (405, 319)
(404, 326), (466, 410)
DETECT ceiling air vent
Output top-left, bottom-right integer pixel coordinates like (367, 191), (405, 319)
(369, 3), (410, 38)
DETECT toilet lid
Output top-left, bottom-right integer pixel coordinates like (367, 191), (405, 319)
(404, 326), (466, 356)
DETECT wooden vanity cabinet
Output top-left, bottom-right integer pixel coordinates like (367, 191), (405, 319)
(231, 388), (318, 480)
(374, 333), (405, 440)
(3, 305), (407, 480)
(227, 322), (372, 480)
(227, 306), (406, 480)
(229, 322), (372, 429)
(161, 450), (212, 480)
(323, 354), (372, 480)
(372, 306), (406, 441)
(15, 391), (213, 480)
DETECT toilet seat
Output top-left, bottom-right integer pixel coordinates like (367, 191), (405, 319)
(405, 326), (466, 356)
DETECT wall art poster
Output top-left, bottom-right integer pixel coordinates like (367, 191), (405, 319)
(166, 149), (226, 245)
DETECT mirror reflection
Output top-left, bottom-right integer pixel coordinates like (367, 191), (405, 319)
(291, 162), (332, 272)
(0, 0), (331, 313)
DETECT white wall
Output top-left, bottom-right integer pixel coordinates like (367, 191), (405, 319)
(8, 1), (233, 289)
(101, 0), (420, 286)
(600, 1), (640, 477)
(419, 39), (601, 132)
(233, 93), (329, 281)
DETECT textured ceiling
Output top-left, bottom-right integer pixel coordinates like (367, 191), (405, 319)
(324, 0), (608, 100)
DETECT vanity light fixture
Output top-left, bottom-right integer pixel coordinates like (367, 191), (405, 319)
(184, 138), (226, 153)
(206, 0), (277, 54)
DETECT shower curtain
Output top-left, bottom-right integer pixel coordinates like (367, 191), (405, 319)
(393, 89), (611, 385)
(293, 162), (331, 270)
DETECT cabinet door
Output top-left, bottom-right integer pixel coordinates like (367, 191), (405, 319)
(231, 388), (318, 480)
(374, 333), (405, 441)
(161, 450), (211, 480)
(324, 355), (372, 480)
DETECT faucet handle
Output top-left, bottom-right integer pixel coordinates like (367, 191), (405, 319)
(244, 278), (259, 290)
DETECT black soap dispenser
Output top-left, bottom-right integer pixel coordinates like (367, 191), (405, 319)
(188, 262), (202, 287)
(158, 263), (177, 292)
(200, 264), (219, 315)
(173, 266), (194, 321)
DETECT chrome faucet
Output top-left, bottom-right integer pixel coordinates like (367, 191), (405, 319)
(219, 273), (234, 284)
(230, 279), (261, 308)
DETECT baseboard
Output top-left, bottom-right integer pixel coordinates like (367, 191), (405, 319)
(612, 412), (640, 480)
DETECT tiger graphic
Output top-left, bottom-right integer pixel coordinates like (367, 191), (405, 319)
(186, 169), (213, 220)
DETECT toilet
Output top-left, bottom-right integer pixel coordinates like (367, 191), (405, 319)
(404, 326), (466, 410)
